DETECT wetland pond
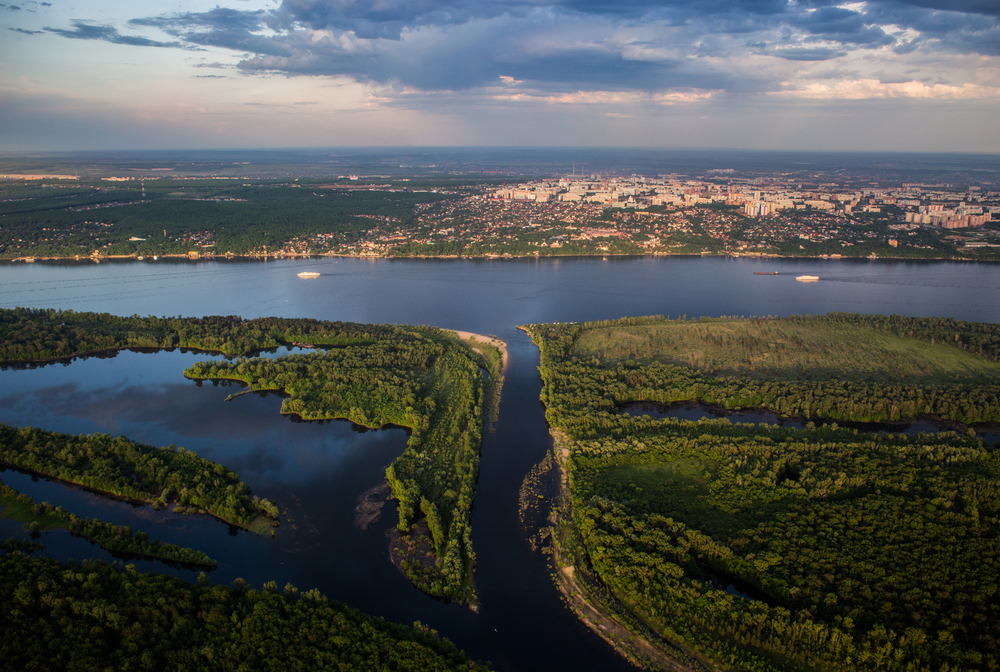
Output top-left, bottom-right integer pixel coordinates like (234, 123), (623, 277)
(619, 401), (1000, 445)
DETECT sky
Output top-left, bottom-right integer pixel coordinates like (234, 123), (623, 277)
(1, 0), (998, 152)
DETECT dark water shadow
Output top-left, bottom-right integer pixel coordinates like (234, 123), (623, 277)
(619, 400), (1000, 444)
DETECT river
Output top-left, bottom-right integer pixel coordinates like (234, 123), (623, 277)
(1, 255), (999, 671)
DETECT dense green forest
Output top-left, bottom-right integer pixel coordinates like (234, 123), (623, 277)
(525, 313), (1000, 671)
(0, 479), (216, 567)
(184, 325), (500, 605)
(0, 181), (456, 258)
(0, 307), (391, 360)
(0, 549), (488, 672)
(0, 424), (279, 532)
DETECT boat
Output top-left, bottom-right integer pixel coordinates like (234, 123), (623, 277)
(796, 275), (819, 282)
(753, 272), (778, 275)
(297, 271), (321, 278)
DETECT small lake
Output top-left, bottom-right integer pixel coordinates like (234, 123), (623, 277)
(1, 255), (999, 671)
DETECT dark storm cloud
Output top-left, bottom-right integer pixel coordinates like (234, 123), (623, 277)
(790, 7), (895, 46)
(891, 0), (1000, 16)
(44, 19), (183, 47)
(774, 47), (847, 61)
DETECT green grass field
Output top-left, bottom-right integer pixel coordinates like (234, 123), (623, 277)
(571, 319), (1000, 384)
(0, 500), (67, 531)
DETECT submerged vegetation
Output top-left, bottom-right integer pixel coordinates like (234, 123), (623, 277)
(0, 479), (216, 567)
(184, 325), (501, 605)
(0, 424), (279, 531)
(525, 313), (1000, 671)
(0, 549), (488, 672)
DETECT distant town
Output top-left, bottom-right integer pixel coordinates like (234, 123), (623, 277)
(2, 165), (999, 261)
(298, 174), (1000, 259)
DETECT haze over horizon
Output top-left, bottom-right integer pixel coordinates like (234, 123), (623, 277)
(2, 0), (998, 153)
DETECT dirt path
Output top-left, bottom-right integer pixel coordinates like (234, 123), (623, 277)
(446, 330), (509, 370)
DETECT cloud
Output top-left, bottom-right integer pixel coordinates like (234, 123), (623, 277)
(43, 20), (183, 47)
(31, 0), (1000, 106)
(9, 26), (42, 34)
(773, 47), (847, 61)
(771, 79), (1000, 99)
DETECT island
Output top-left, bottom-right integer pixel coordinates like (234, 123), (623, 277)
(523, 313), (1000, 671)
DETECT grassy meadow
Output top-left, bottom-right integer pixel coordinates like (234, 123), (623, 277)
(571, 318), (1000, 384)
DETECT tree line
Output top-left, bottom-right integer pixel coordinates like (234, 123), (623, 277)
(0, 478), (216, 567)
(0, 308), (391, 361)
(0, 424), (279, 531)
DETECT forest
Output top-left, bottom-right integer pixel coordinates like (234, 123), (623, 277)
(0, 548), (488, 671)
(0, 424), (279, 532)
(0, 181), (457, 258)
(0, 479), (217, 567)
(525, 313), (1000, 671)
(183, 325), (500, 605)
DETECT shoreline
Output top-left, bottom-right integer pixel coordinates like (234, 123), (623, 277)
(546, 429), (705, 672)
(0, 462), (272, 535)
(3, 250), (997, 264)
(444, 329), (509, 371)
(520, 324), (707, 672)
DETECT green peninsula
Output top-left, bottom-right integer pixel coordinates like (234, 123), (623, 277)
(0, 307), (502, 604)
(0, 424), (279, 533)
(184, 325), (502, 605)
(524, 313), (1000, 671)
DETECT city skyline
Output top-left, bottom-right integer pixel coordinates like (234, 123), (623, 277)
(2, 0), (998, 152)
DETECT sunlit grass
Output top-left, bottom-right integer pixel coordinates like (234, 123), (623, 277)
(572, 319), (1000, 384)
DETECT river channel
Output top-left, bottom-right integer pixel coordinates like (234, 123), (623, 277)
(1, 255), (999, 671)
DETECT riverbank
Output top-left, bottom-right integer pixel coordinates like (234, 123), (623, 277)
(4, 248), (997, 264)
(520, 321), (708, 671)
(0, 462), (275, 536)
(544, 430), (706, 672)
(445, 330), (509, 371)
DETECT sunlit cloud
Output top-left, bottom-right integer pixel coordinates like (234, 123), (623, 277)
(772, 78), (1000, 99)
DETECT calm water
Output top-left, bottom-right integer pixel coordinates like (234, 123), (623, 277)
(1, 255), (999, 671)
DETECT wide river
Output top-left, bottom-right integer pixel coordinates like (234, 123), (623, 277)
(1, 255), (999, 671)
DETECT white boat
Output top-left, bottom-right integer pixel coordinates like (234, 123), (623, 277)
(796, 275), (819, 282)
(297, 271), (321, 278)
